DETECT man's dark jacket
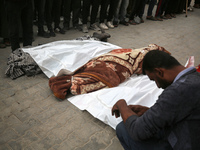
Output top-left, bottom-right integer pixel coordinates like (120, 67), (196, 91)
(125, 68), (200, 150)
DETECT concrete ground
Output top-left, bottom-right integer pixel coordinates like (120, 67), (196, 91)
(0, 6), (200, 150)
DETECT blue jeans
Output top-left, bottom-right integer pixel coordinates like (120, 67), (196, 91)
(116, 121), (173, 150)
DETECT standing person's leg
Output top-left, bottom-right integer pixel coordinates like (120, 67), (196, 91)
(155, 0), (165, 20)
(99, 0), (110, 30)
(35, 0), (50, 38)
(90, 0), (101, 31)
(119, 0), (129, 25)
(138, 0), (147, 23)
(128, 0), (138, 25)
(45, 0), (55, 36)
(106, 0), (117, 28)
(63, 0), (71, 30)
(113, 0), (122, 26)
(116, 121), (173, 150)
(21, 0), (33, 47)
(194, 0), (200, 8)
(147, 0), (157, 19)
(82, 0), (91, 33)
(72, 0), (81, 29)
(0, 0), (10, 47)
(5, 1), (21, 51)
(53, 0), (65, 34)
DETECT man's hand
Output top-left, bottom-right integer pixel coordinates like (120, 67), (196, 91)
(111, 99), (137, 122)
(112, 99), (127, 118)
(128, 105), (149, 116)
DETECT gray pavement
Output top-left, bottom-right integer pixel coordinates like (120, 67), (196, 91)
(0, 6), (200, 150)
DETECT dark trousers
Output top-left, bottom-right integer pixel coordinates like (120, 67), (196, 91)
(129, 0), (145, 19)
(82, 0), (91, 24)
(116, 121), (173, 150)
(195, 0), (200, 4)
(155, 0), (170, 17)
(90, 0), (102, 24)
(99, 0), (110, 23)
(0, 0), (9, 38)
(147, 0), (157, 16)
(45, 0), (62, 30)
(34, 0), (46, 32)
(107, 0), (119, 21)
(5, 0), (33, 51)
(63, 0), (81, 27)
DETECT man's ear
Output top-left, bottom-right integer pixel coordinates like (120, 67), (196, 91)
(154, 68), (164, 78)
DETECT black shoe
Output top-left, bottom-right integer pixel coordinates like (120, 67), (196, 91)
(49, 31), (56, 37)
(54, 27), (65, 34)
(63, 25), (70, 31)
(93, 32), (111, 42)
(73, 24), (82, 31)
(37, 31), (50, 38)
(119, 20), (129, 26)
(113, 21), (118, 27)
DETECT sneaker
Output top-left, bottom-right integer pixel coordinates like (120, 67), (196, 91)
(119, 20), (129, 26)
(106, 21), (114, 29)
(99, 23), (109, 30)
(187, 6), (193, 11)
(54, 27), (65, 34)
(37, 31), (50, 38)
(90, 23), (101, 31)
(82, 24), (88, 33)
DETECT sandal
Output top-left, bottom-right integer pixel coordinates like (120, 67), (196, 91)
(146, 16), (157, 21)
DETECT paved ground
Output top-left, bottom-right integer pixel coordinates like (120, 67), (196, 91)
(0, 5), (200, 150)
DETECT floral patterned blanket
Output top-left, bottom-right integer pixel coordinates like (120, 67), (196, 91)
(49, 44), (170, 99)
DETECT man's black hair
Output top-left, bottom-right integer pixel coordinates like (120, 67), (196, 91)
(142, 50), (181, 75)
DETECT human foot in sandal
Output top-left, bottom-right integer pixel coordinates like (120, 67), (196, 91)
(146, 16), (157, 21)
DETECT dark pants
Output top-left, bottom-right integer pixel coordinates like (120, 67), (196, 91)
(106, 0), (119, 22)
(147, 0), (157, 16)
(129, 0), (146, 19)
(99, 0), (110, 23)
(0, 0), (9, 38)
(195, 0), (200, 4)
(45, 0), (62, 30)
(155, 0), (170, 17)
(63, 0), (81, 27)
(82, 0), (91, 24)
(90, 0), (102, 24)
(34, 0), (46, 32)
(5, 0), (33, 51)
(116, 121), (173, 150)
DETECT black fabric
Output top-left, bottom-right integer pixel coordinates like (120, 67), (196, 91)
(63, 0), (81, 27)
(34, 0), (46, 32)
(5, 0), (33, 51)
(82, 0), (92, 24)
(45, 0), (62, 30)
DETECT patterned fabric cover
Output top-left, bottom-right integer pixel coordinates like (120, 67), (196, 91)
(49, 44), (170, 99)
